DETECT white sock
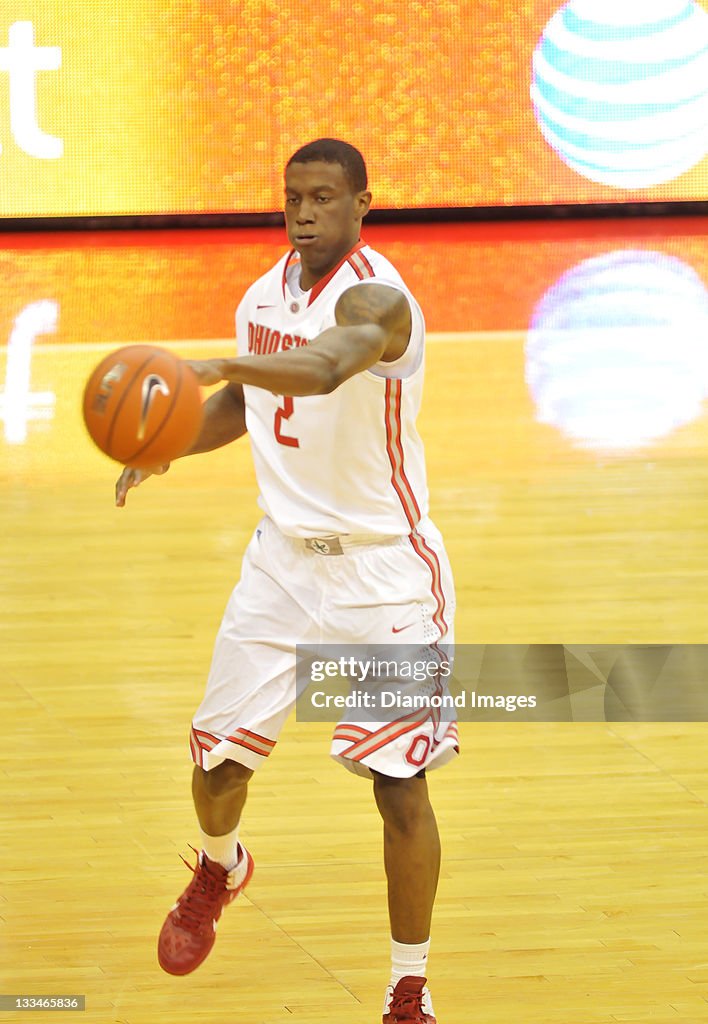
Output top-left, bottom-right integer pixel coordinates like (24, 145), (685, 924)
(390, 937), (430, 986)
(199, 826), (241, 872)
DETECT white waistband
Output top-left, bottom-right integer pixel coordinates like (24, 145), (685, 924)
(303, 533), (404, 555)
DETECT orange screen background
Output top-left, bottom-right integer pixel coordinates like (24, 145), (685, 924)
(1, 0), (707, 217)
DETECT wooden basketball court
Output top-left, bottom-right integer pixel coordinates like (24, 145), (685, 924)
(2, 224), (708, 1023)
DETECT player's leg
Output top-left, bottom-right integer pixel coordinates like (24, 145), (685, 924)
(192, 758), (252, 837)
(158, 762), (257, 978)
(372, 770), (440, 945)
(191, 757), (253, 882)
(325, 518), (456, 1022)
(159, 518), (315, 976)
(372, 771), (441, 1024)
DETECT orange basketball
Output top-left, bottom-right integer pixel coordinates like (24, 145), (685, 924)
(82, 345), (203, 468)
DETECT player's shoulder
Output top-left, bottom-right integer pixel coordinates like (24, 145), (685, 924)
(351, 245), (425, 336)
(350, 246), (417, 311)
(357, 245), (406, 286)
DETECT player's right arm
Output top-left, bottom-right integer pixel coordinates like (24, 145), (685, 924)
(115, 382), (247, 507)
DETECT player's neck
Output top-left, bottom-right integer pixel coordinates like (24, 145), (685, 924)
(299, 237), (361, 290)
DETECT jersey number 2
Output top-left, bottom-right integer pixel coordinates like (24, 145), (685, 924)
(274, 396), (299, 448)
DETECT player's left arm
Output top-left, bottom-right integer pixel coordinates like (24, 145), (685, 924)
(188, 284), (411, 396)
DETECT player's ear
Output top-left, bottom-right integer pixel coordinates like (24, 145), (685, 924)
(357, 190), (372, 218)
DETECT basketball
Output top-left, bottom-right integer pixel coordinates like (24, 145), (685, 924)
(82, 345), (203, 468)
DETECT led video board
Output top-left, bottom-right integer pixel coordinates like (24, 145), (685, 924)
(0, 0), (706, 217)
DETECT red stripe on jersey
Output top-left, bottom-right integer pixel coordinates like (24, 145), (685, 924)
(281, 251), (301, 299)
(282, 241), (372, 304)
(409, 532), (448, 636)
(348, 249), (375, 280)
(392, 380), (422, 524)
(384, 378), (421, 530)
(308, 240), (368, 304)
(282, 242), (372, 303)
(384, 383), (414, 528)
(357, 249), (375, 277)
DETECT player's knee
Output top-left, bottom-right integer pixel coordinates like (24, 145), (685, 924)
(198, 759), (253, 798)
(372, 772), (431, 834)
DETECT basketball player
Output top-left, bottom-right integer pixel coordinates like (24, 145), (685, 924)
(115, 140), (457, 1024)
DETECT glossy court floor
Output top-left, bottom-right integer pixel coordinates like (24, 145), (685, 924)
(2, 217), (708, 1024)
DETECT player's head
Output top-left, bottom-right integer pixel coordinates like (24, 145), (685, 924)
(286, 139), (368, 193)
(284, 139), (372, 285)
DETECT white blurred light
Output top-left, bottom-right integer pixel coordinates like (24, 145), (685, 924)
(0, 300), (59, 444)
(525, 251), (708, 451)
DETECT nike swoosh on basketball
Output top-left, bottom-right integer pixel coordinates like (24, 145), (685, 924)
(137, 373), (170, 440)
(392, 622), (415, 633)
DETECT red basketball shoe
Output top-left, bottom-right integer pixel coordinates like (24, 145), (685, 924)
(157, 845), (254, 975)
(382, 976), (436, 1023)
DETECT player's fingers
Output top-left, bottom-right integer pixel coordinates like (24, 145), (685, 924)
(115, 469), (131, 507)
(115, 467), (141, 507)
(186, 360), (222, 386)
(115, 464), (170, 506)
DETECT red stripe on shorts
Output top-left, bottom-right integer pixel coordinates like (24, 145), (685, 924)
(226, 736), (275, 758)
(409, 530), (448, 636)
(333, 725), (372, 745)
(339, 706), (431, 762)
(190, 726), (219, 767)
(228, 727), (276, 752)
(189, 728), (201, 767)
(333, 723), (369, 738)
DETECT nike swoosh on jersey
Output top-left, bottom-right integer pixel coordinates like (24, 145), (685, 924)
(256, 304), (276, 309)
(138, 373), (170, 440)
(391, 622), (416, 634)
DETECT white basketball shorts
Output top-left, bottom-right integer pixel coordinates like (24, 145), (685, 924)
(190, 515), (458, 779)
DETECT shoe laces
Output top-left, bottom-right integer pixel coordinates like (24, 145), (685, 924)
(389, 987), (426, 1021)
(176, 845), (228, 934)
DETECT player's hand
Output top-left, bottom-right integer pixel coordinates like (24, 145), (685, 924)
(115, 463), (170, 507)
(186, 359), (225, 387)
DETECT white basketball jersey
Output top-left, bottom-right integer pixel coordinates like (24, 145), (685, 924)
(235, 241), (429, 538)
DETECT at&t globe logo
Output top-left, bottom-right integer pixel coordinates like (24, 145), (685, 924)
(531, 0), (708, 188)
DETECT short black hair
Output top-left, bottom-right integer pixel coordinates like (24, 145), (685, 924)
(286, 139), (368, 193)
